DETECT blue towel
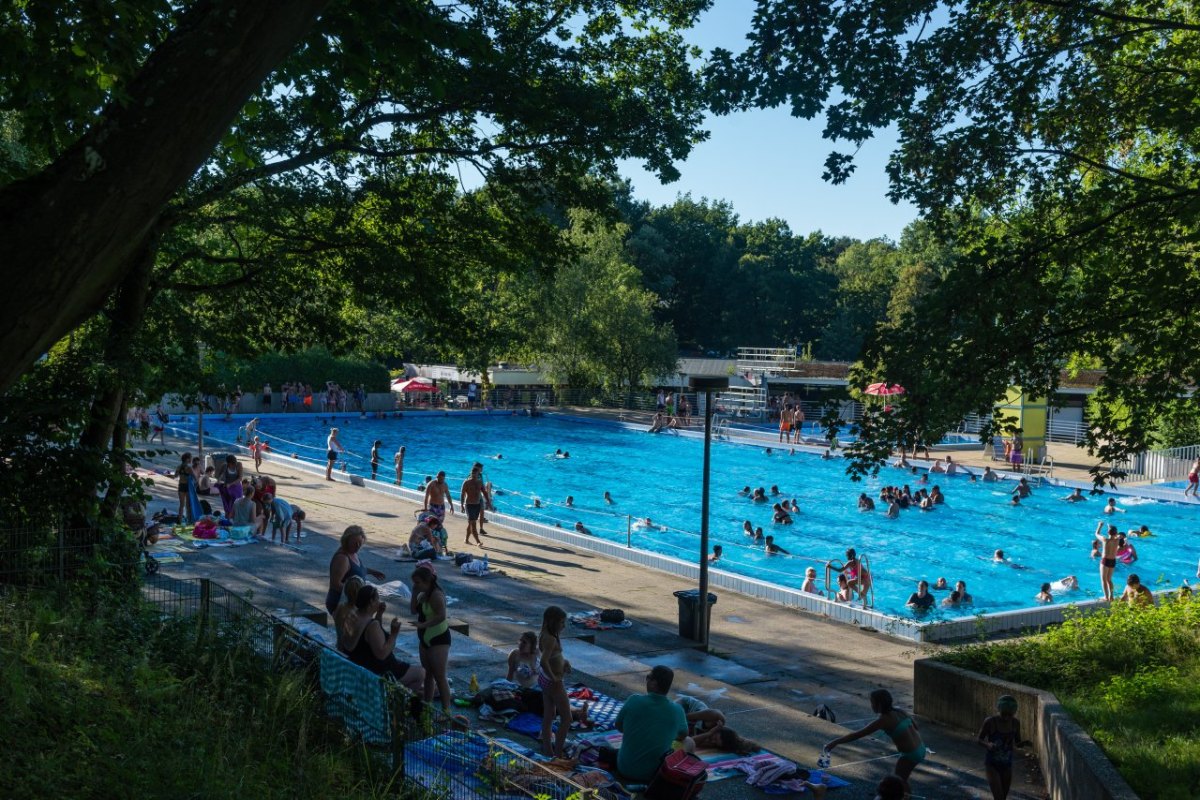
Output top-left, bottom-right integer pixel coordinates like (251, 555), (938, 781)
(505, 711), (544, 738)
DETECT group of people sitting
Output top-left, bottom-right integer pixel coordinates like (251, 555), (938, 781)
(173, 451), (305, 543)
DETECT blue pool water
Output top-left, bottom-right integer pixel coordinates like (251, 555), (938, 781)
(177, 413), (1200, 618)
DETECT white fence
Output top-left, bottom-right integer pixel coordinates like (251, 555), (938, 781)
(1119, 444), (1200, 483)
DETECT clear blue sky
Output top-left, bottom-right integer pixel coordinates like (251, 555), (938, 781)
(618, 1), (918, 242)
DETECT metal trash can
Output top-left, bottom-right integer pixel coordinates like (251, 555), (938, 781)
(673, 589), (717, 641)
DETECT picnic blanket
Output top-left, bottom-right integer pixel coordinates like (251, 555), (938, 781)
(405, 731), (581, 800)
(569, 610), (632, 630)
(568, 684), (622, 730)
(576, 731), (850, 790)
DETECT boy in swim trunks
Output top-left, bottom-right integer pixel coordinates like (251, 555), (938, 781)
(1187, 458), (1200, 498)
(460, 465), (485, 547)
(1095, 521), (1120, 600)
(424, 469), (454, 524)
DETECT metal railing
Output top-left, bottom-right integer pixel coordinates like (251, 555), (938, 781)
(1046, 417), (1088, 444)
(0, 526), (130, 586)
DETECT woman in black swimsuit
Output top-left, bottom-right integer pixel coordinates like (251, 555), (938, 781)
(342, 584), (425, 692)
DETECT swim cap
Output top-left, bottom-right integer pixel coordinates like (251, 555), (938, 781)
(997, 695), (1018, 712)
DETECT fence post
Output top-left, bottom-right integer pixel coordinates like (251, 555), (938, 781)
(626, 516), (632, 548)
(200, 577), (212, 624)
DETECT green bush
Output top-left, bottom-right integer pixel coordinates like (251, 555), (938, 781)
(217, 347), (390, 393)
(938, 597), (1200, 798)
(0, 589), (402, 799)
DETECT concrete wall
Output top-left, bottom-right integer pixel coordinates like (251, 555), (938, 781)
(914, 659), (1139, 800)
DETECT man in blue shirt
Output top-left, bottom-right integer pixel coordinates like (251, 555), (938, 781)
(614, 665), (690, 782)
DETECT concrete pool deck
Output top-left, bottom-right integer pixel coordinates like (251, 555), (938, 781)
(140, 433), (1047, 799)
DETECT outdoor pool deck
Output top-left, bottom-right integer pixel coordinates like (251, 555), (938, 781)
(140, 429), (1050, 798)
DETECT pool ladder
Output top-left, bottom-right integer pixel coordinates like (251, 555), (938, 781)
(824, 554), (875, 609)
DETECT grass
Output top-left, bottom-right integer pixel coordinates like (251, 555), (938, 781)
(0, 587), (408, 799)
(938, 595), (1200, 799)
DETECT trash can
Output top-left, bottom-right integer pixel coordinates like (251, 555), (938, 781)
(673, 589), (717, 641)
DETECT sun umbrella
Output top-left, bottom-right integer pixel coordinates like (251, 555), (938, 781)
(391, 377), (438, 393)
(864, 382), (906, 397)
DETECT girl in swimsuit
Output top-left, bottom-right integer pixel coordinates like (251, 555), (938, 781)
(978, 695), (1030, 800)
(507, 631), (539, 689)
(825, 688), (926, 782)
(538, 605), (573, 757)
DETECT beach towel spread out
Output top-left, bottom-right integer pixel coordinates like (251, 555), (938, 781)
(569, 610), (633, 630)
(568, 684), (623, 730)
(575, 731), (850, 789)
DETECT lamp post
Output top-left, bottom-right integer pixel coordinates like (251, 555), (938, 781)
(689, 375), (729, 647)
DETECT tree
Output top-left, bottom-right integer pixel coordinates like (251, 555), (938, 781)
(0, 0), (710, 391)
(717, 1), (1200, 477)
(537, 211), (677, 390)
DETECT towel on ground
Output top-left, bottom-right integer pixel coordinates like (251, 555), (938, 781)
(568, 683), (622, 730)
(569, 610), (632, 630)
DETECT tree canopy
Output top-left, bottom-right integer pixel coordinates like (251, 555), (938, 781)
(716, 0), (1200, 476)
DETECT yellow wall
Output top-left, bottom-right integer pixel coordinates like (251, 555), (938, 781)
(995, 387), (1048, 459)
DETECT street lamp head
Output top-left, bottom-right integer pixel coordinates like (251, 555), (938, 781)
(689, 376), (729, 391)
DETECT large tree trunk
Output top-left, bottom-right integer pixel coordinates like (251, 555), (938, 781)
(0, 0), (329, 393)
(78, 245), (157, 456)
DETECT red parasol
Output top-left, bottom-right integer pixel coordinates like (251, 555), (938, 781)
(864, 382), (906, 397)
(391, 377), (438, 393)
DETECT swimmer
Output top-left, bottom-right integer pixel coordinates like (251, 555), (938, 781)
(490, 454), (504, 460)
(765, 448), (773, 455)
(1010, 495), (1021, 507)
(1116, 535), (1137, 564)
(835, 574), (853, 602)
(533, 498), (542, 508)
(1012, 478), (1032, 498)
(982, 466), (998, 482)
(770, 485), (780, 496)
(772, 503), (793, 525)
(709, 545), (723, 562)
(742, 520), (754, 538)
(993, 549), (1005, 562)
(858, 493), (876, 511)
(929, 486), (945, 505)
(885, 497), (900, 519)
(1055, 575), (1079, 591)
(604, 491), (614, 504)
(565, 496), (574, 507)
(739, 486), (751, 496)
(1062, 488), (1086, 503)
(821, 449), (833, 460)
(906, 580), (934, 611)
(933, 577), (948, 590)
(751, 487), (768, 503)
(1128, 524), (1152, 538)
(764, 535), (789, 555)
(956, 580), (973, 604)
(941, 590), (962, 608)
(1103, 498), (1124, 514)
(1090, 539), (1101, 559)
(754, 527), (765, 543)
(1036, 583), (1053, 604)
(574, 521), (593, 536)
(801, 567), (819, 594)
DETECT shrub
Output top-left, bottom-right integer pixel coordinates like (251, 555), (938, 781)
(217, 347), (390, 393)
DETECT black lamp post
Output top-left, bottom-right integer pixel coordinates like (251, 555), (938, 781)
(689, 375), (730, 647)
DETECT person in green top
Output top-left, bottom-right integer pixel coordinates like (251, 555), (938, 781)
(410, 565), (451, 711)
(615, 665), (690, 782)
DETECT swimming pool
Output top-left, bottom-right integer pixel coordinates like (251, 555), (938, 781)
(175, 412), (1199, 618)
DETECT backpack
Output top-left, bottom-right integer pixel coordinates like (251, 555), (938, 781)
(599, 608), (625, 623)
(812, 704), (837, 723)
(645, 750), (707, 800)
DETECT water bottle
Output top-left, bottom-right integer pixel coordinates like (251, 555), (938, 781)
(817, 749), (831, 770)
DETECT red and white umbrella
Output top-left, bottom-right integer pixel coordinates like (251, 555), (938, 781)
(864, 382), (906, 397)
(390, 377), (438, 393)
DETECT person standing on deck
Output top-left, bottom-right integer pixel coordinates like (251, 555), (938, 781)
(424, 470), (455, 523)
(461, 465), (486, 547)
